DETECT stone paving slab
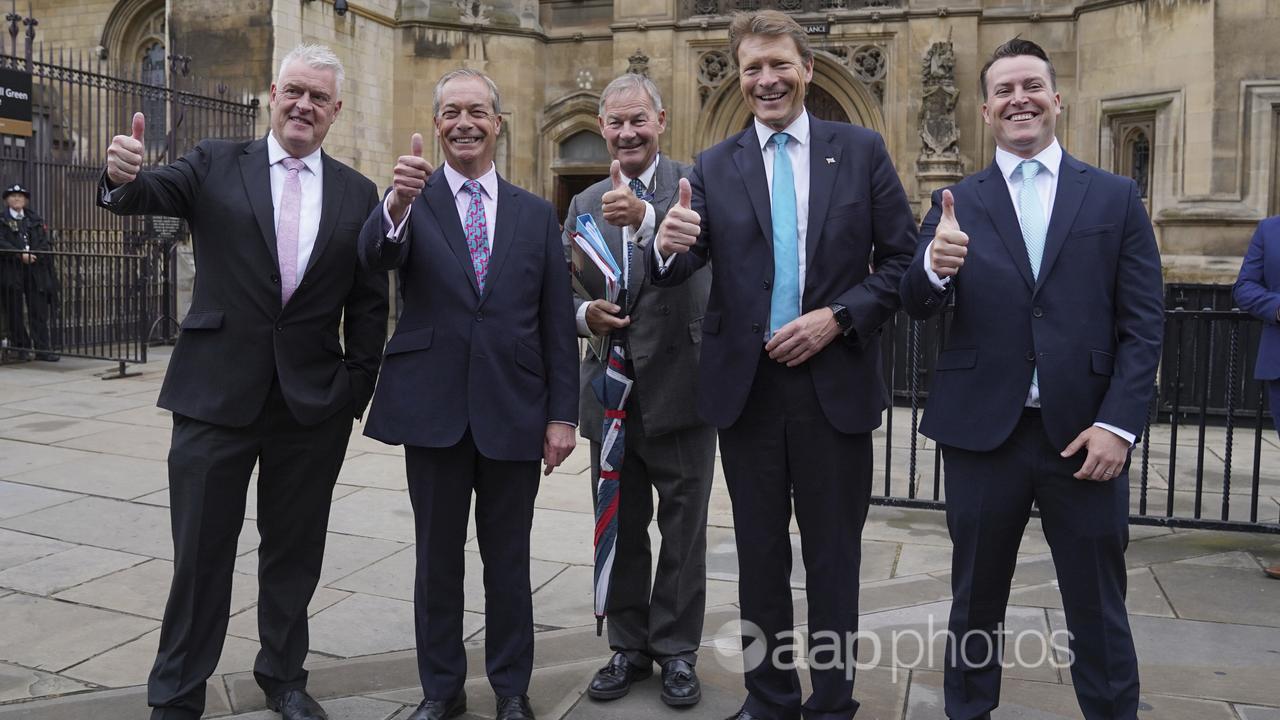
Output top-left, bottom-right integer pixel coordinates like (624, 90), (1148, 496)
(0, 528), (73, 572)
(54, 422), (173, 460)
(54, 559), (257, 620)
(0, 479), (80, 520)
(0, 545), (148, 596)
(2, 451), (170, 499)
(2, 391), (154, 419)
(0, 593), (157, 672)
(0, 660), (91, 703)
(1149, 560), (1280, 626)
(0, 413), (122, 444)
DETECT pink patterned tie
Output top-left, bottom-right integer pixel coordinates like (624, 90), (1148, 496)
(463, 180), (490, 291)
(277, 157), (306, 305)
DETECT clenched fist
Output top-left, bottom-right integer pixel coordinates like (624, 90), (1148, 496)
(929, 189), (969, 278)
(388, 133), (434, 226)
(105, 112), (146, 187)
(655, 178), (699, 258)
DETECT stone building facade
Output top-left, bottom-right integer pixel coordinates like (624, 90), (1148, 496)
(24, 0), (1280, 282)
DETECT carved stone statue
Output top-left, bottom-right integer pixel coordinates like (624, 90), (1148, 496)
(919, 37), (959, 158)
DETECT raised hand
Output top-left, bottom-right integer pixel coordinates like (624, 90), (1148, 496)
(388, 132), (434, 225)
(106, 112), (146, 186)
(930, 189), (969, 278)
(655, 177), (700, 258)
(600, 159), (646, 230)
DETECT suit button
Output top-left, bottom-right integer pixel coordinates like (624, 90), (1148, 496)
(751, 323), (761, 333)
(1025, 351), (1035, 361)
(475, 312), (484, 322)
(275, 325), (283, 332)
(763, 280), (771, 290)
(1033, 307), (1044, 318)
(270, 274), (280, 284)
(660, 305), (671, 315)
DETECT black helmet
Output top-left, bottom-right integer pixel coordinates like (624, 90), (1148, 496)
(2, 184), (29, 198)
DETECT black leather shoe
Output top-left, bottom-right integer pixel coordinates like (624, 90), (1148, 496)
(496, 694), (535, 720)
(660, 658), (701, 707)
(587, 651), (653, 700)
(266, 689), (328, 720)
(407, 690), (467, 720)
(724, 708), (764, 720)
(33, 352), (58, 362)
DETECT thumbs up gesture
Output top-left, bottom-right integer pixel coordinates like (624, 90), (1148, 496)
(656, 177), (700, 258)
(929, 189), (968, 278)
(600, 159), (646, 230)
(106, 112), (146, 186)
(389, 132), (434, 226)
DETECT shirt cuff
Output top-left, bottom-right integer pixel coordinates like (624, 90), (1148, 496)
(383, 195), (412, 240)
(630, 201), (655, 244)
(1093, 422), (1136, 447)
(550, 420), (577, 428)
(924, 240), (950, 290)
(653, 237), (676, 274)
(576, 301), (592, 337)
(101, 182), (128, 205)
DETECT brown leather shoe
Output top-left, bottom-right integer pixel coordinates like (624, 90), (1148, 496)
(1265, 565), (1280, 580)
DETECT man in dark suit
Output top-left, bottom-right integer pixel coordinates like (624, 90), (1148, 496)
(358, 69), (577, 720)
(100, 45), (388, 720)
(561, 73), (715, 708)
(899, 38), (1164, 720)
(654, 11), (916, 720)
(1233, 216), (1280, 578)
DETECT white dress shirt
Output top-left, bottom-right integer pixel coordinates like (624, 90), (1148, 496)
(267, 132), (324, 278)
(923, 139), (1132, 444)
(576, 154), (659, 335)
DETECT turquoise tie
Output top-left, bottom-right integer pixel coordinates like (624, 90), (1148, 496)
(1018, 159), (1047, 280)
(769, 133), (800, 337)
(1018, 159), (1047, 394)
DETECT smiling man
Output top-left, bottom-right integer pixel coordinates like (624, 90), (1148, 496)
(98, 44), (388, 720)
(653, 10), (917, 720)
(358, 68), (577, 720)
(899, 38), (1163, 720)
(560, 74), (714, 708)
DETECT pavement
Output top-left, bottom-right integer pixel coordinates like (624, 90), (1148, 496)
(0, 348), (1278, 719)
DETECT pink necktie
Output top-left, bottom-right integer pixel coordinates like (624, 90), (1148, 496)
(277, 157), (305, 305)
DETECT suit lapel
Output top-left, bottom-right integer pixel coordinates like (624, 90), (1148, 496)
(975, 161), (1036, 291)
(1035, 153), (1090, 294)
(424, 171), (481, 297)
(306, 152), (346, 274)
(805, 116), (839, 290)
(239, 138), (277, 265)
(732, 131), (774, 249)
(480, 177), (520, 307)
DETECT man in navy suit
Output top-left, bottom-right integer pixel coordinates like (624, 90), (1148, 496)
(900, 38), (1164, 719)
(358, 69), (577, 720)
(1233, 216), (1280, 578)
(654, 11), (916, 720)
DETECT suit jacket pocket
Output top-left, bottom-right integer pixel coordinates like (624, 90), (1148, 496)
(688, 317), (703, 344)
(935, 347), (977, 371)
(825, 198), (868, 221)
(515, 340), (545, 378)
(1091, 349), (1115, 376)
(180, 311), (223, 330)
(385, 326), (434, 355)
(1070, 224), (1116, 240)
(702, 311), (721, 335)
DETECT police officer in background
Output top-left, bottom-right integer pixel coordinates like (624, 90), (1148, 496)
(0, 183), (57, 361)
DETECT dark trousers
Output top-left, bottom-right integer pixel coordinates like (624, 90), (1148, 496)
(942, 410), (1138, 720)
(2, 278), (51, 351)
(589, 405), (716, 667)
(1270, 380), (1280, 438)
(717, 352), (873, 720)
(148, 380), (352, 720)
(405, 431), (541, 700)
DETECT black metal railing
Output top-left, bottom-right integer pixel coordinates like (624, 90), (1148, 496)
(878, 308), (1279, 534)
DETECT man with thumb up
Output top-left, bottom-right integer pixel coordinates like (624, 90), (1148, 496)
(900, 38), (1163, 720)
(560, 73), (714, 709)
(99, 44), (388, 720)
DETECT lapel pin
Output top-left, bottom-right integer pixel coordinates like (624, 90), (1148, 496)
(825, 157), (836, 164)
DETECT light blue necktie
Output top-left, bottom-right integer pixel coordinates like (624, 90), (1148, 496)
(769, 133), (800, 337)
(1018, 159), (1047, 394)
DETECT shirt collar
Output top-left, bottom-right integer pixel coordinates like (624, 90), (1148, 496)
(623, 153), (660, 192)
(755, 110), (810, 151)
(8, 209), (22, 219)
(443, 162), (499, 201)
(267, 131), (322, 175)
(996, 138), (1062, 182)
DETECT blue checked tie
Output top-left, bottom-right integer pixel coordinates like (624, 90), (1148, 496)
(628, 177), (646, 199)
(1018, 159), (1047, 393)
(769, 133), (800, 337)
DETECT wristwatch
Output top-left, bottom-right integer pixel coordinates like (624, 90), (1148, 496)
(827, 303), (852, 334)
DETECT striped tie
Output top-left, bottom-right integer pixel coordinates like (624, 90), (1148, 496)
(1018, 159), (1047, 394)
